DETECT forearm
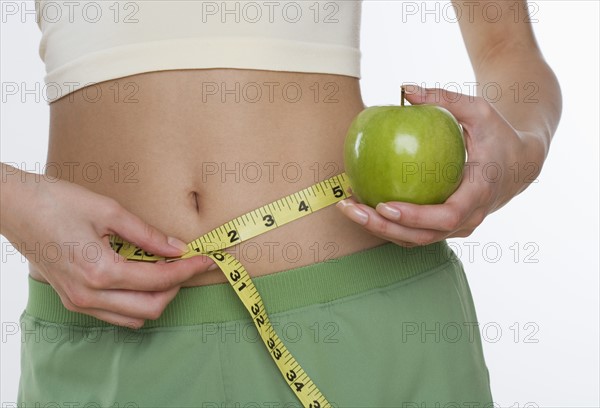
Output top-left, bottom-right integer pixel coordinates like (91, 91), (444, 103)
(452, 0), (562, 195)
(0, 163), (38, 238)
(475, 42), (562, 166)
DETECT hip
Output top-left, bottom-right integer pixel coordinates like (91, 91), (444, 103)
(20, 241), (493, 406)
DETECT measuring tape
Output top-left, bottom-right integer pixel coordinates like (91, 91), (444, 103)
(110, 172), (352, 407)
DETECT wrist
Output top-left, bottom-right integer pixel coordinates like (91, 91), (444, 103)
(516, 130), (549, 190)
(0, 164), (41, 237)
(488, 130), (548, 213)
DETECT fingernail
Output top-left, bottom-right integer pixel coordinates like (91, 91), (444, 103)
(415, 86), (427, 98)
(344, 203), (369, 225)
(208, 262), (220, 271)
(403, 83), (426, 98)
(167, 236), (189, 253)
(376, 203), (401, 221)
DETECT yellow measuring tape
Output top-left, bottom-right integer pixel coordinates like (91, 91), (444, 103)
(109, 172), (352, 407)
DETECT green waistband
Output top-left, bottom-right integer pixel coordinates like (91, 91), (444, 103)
(26, 241), (458, 328)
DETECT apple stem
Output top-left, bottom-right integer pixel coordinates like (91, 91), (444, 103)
(401, 86), (405, 106)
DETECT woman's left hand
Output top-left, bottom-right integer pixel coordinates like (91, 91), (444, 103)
(336, 85), (538, 247)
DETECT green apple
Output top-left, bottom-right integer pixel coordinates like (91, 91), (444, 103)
(343, 100), (466, 207)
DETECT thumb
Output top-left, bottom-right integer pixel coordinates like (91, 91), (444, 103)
(402, 84), (480, 126)
(107, 206), (190, 258)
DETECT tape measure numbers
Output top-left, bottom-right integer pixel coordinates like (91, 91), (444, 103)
(109, 172), (352, 407)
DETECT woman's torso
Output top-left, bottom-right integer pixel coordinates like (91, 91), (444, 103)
(30, 68), (387, 286)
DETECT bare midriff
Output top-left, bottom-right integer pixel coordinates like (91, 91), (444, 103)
(29, 68), (387, 287)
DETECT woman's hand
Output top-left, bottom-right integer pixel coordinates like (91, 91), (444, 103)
(2, 167), (216, 328)
(336, 85), (540, 247)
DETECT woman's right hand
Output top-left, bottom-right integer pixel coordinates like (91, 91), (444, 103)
(1, 165), (216, 328)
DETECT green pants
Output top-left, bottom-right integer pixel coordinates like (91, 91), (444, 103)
(19, 241), (493, 407)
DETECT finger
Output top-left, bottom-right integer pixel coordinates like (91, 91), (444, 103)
(375, 201), (465, 233)
(106, 205), (190, 258)
(79, 287), (180, 321)
(388, 239), (419, 249)
(337, 195), (454, 230)
(336, 197), (369, 224)
(337, 199), (445, 246)
(93, 253), (216, 291)
(75, 307), (145, 329)
(402, 84), (489, 126)
(57, 288), (146, 329)
(373, 181), (479, 232)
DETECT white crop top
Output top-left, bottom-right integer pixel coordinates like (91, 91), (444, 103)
(34, 0), (362, 102)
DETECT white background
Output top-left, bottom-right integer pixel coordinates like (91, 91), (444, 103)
(1, 0), (599, 406)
